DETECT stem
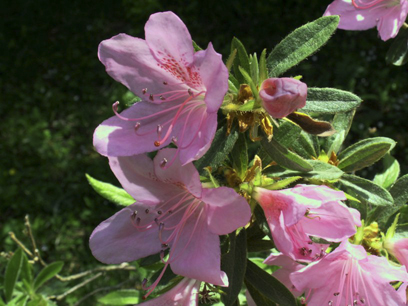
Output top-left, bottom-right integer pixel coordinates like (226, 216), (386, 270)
(8, 232), (33, 257)
(25, 215), (46, 266)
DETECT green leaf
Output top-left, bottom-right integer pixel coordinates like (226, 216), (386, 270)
(245, 260), (296, 306)
(226, 48), (237, 72)
(265, 160), (343, 181)
(322, 110), (355, 155)
(259, 49), (268, 84)
(247, 239), (274, 252)
(390, 174), (408, 206)
(192, 40), (202, 51)
(221, 230), (247, 306)
(20, 253), (33, 293)
(86, 174), (135, 206)
(231, 132), (248, 179)
(267, 15), (339, 77)
(194, 126), (239, 174)
(98, 289), (141, 305)
(339, 174), (394, 206)
(33, 261), (64, 291)
(249, 53), (259, 86)
(273, 120), (302, 148)
(373, 154), (400, 189)
(245, 280), (277, 306)
(238, 66), (259, 100)
(0, 297), (5, 306)
(291, 131), (318, 158)
(4, 248), (23, 302)
(338, 137), (396, 172)
(386, 26), (408, 66)
(231, 37), (250, 84)
(303, 88), (362, 114)
(262, 176), (302, 190)
(261, 138), (313, 172)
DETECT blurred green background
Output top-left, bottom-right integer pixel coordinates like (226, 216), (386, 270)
(1, 0), (407, 304)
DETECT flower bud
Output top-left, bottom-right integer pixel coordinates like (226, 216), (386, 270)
(259, 78), (307, 118)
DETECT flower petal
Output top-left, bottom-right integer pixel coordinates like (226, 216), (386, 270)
(324, 0), (378, 30)
(108, 154), (181, 204)
(145, 12), (194, 76)
(98, 33), (180, 99)
(153, 148), (202, 198)
(194, 43), (229, 113)
(202, 187), (251, 235)
(169, 219), (228, 286)
(377, 3), (408, 41)
(89, 204), (162, 264)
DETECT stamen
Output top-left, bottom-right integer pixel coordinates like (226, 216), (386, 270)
(163, 81), (168, 85)
(160, 95), (165, 100)
(142, 88), (147, 94)
(172, 136), (178, 145)
(157, 210), (162, 215)
(149, 94), (154, 101)
(160, 158), (168, 168)
(145, 209), (150, 214)
(188, 88), (193, 96)
(134, 122), (141, 131)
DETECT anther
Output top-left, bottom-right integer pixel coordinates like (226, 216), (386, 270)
(188, 88), (193, 96)
(172, 136), (178, 145)
(168, 210), (173, 214)
(149, 94), (154, 101)
(160, 158), (168, 168)
(159, 95), (165, 100)
(334, 292), (339, 296)
(308, 241), (313, 245)
(142, 88), (147, 94)
(163, 81), (168, 85)
(154, 141), (161, 147)
(136, 217), (141, 225)
(328, 301), (333, 306)
(145, 209), (150, 214)
(131, 211), (137, 220)
(157, 210), (162, 215)
(360, 298), (365, 304)
(159, 222), (164, 231)
(354, 301), (358, 306)
(154, 218), (159, 225)
(134, 122), (141, 131)
(161, 243), (168, 248)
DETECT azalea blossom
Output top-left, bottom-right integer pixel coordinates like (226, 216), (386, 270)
(291, 240), (408, 305)
(94, 11), (228, 165)
(324, 0), (408, 41)
(259, 78), (307, 118)
(385, 237), (408, 269)
(140, 278), (200, 306)
(254, 185), (361, 262)
(89, 148), (251, 297)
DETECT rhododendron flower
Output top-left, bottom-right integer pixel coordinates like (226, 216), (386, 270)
(291, 240), (408, 305)
(254, 185), (361, 262)
(264, 253), (306, 297)
(94, 11), (228, 165)
(324, 0), (408, 41)
(259, 78), (307, 118)
(89, 148), (251, 297)
(140, 278), (200, 306)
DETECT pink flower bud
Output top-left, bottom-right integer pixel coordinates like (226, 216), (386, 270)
(259, 78), (307, 118)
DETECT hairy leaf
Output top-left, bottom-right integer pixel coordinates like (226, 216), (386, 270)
(303, 88), (362, 114)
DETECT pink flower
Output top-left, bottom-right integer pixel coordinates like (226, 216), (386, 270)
(140, 278), (200, 306)
(385, 237), (408, 269)
(264, 253), (306, 297)
(94, 12), (228, 165)
(324, 0), (408, 41)
(259, 78), (307, 118)
(254, 185), (361, 262)
(291, 240), (408, 305)
(89, 148), (251, 297)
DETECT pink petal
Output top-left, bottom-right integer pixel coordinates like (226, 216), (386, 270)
(391, 238), (408, 269)
(202, 187), (251, 235)
(108, 154), (181, 205)
(140, 278), (201, 306)
(98, 33), (181, 99)
(145, 12), (194, 71)
(324, 0), (378, 30)
(377, 3), (408, 41)
(169, 219), (228, 286)
(298, 201), (360, 242)
(290, 184), (346, 202)
(193, 43), (229, 113)
(89, 204), (162, 264)
(153, 149), (202, 198)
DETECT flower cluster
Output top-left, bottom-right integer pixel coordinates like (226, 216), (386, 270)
(89, 9), (408, 306)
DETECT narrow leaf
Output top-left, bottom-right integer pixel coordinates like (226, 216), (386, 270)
(339, 174), (393, 206)
(273, 120), (302, 148)
(259, 49), (268, 84)
(390, 174), (408, 206)
(386, 26), (408, 66)
(34, 262), (64, 291)
(261, 138), (313, 172)
(86, 174), (135, 206)
(267, 15), (339, 77)
(231, 37), (250, 84)
(238, 66), (259, 100)
(322, 110), (356, 155)
(194, 126), (239, 174)
(4, 248), (23, 302)
(338, 137), (396, 172)
(221, 230), (247, 306)
(98, 289), (140, 305)
(250, 53), (259, 86)
(291, 131), (318, 158)
(245, 260), (296, 306)
(373, 154), (400, 189)
(245, 281), (277, 306)
(226, 48), (237, 72)
(231, 132), (248, 179)
(303, 88), (362, 114)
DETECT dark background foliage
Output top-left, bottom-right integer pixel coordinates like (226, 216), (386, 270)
(1, 0), (407, 303)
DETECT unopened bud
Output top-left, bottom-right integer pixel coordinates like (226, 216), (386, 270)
(259, 78), (307, 118)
